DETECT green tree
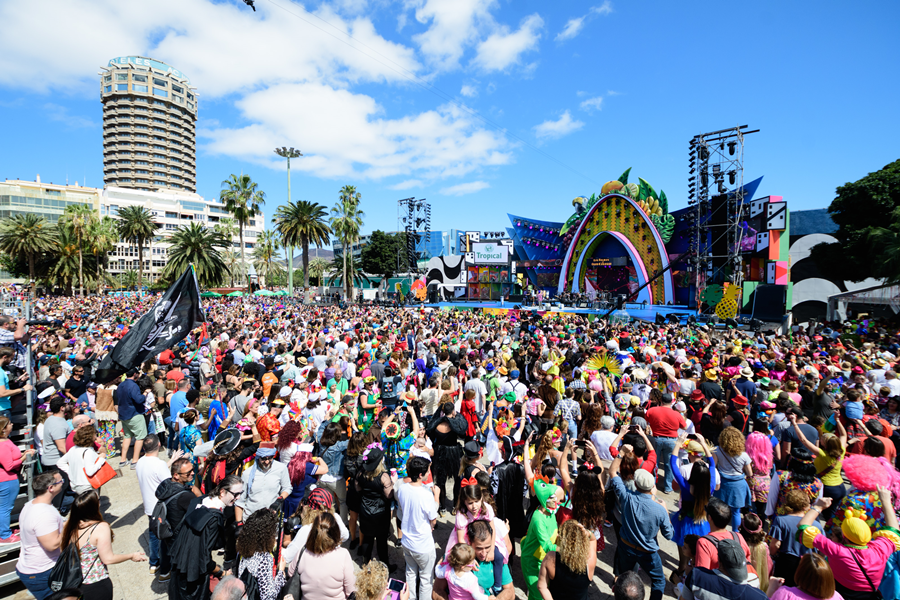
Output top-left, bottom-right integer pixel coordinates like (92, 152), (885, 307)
(58, 204), (96, 296)
(360, 230), (406, 288)
(89, 216), (119, 294)
(52, 228), (83, 295)
(0, 214), (58, 292)
(308, 257), (329, 293)
(252, 230), (283, 288)
(116, 206), (159, 290)
(811, 159), (900, 282)
(274, 200), (332, 302)
(220, 175), (265, 287)
(330, 185), (364, 300)
(326, 253), (367, 292)
(164, 222), (229, 288)
(118, 270), (139, 291)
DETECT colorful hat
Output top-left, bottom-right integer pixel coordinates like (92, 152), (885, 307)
(841, 508), (872, 547)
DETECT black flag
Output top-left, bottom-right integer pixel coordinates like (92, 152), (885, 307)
(94, 267), (205, 383)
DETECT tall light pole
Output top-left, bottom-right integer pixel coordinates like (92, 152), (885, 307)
(275, 146), (302, 298)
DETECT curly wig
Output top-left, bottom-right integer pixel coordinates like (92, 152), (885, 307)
(355, 560), (389, 600)
(843, 454), (900, 501)
(235, 508), (278, 558)
(276, 420), (304, 452)
(786, 446), (817, 484)
(718, 426), (746, 457)
(557, 520), (591, 574)
(745, 431), (773, 474)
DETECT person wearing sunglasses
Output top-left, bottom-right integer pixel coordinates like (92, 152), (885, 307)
(153, 456), (203, 583)
(168, 476), (244, 600)
(234, 442), (291, 524)
(16, 472), (66, 600)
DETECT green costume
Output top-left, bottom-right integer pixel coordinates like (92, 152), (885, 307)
(520, 478), (559, 600)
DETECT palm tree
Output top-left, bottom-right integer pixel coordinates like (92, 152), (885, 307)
(327, 253), (367, 292)
(869, 207), (900, 284)
(164, 222), (229, 288)
(330, 185), (364, 300)
(116, 206), (159, 291)
(88, 216), (119, 294)
(251, 230), (283, 288)
(58, 204), (96, 296)
(0, 214), (58, 292)
(118, 270), (139, 291)
(308, 256), (329, 298)
(220, 175), (265, 288)
(274, 200), (332, 302)
(52, 228), (81, 295)
(222, 249), (240, 287)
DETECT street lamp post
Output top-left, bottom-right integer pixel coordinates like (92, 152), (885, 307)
(274, 146), (302, 299)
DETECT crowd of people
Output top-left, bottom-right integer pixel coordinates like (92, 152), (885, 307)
(2, 292), (900, 600)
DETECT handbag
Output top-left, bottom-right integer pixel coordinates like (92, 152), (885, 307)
(85, 452), (117, 489)
(276, 548), (304, 600)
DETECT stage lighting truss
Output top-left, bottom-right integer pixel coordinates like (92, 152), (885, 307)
(687, 125), (758, 310)
(396, 197), (431, 276)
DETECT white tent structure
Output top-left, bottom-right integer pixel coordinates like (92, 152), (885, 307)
(827, 283), (900, 321)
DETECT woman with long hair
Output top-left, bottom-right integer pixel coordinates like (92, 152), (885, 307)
(355, 445), (396, 572)
(236, 509), (285, 600)
(0, 416), (34, 543)
(295, 512), (356, 600)
(669, 434), (716, 583)
(344, 431), (368, 549)
(61, 491), (147, 600)
(788, 412), (847, 524)
(283, 487), (350, 571)
(57, 425), (107, 495)
(698, 399), (728, 445)
(276, 419), (307, 464)
(713, 426), (753, 530)
(746, 430), (774, 521)
(426, 401), (465, 512)
(558, 459), (606, 552)
(284, 445), (328, 519)
(536, 519), (596, 600)
(740, 513), (771, 593)
(318, 422), (350, 523)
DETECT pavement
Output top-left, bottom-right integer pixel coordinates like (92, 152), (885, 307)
(10, 454), (686, 600)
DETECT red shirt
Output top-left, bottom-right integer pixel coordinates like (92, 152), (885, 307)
(695, 530), (755, 572)
(256, 413), (281, 442)
(158, 349), (174, 366)
(645, 406), (686, 438)
(166, 370), (185, 383)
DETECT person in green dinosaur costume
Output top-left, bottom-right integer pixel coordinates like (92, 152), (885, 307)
(520, 474), (560, 600)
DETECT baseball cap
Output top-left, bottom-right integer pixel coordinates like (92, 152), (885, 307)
(633, 469), (655, 492)
(717, 538), (749, 582)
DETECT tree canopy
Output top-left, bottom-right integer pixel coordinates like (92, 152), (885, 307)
(811, 159), (900, 283)
(360, 230), (406, 284)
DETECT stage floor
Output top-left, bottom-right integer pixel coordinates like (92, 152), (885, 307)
(417, 301), (698, 323)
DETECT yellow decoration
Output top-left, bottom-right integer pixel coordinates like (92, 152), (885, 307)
(801, 526), (821, 549)
(714, 285), (741, 320)
(873, 529), (900, 552)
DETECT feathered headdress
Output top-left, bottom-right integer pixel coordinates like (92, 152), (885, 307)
(583, 353), (623, 378)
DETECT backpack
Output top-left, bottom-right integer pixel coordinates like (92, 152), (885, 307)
(150, 490), (189, 541)
(48, 525), (99, 592)
(239, 560), (261, 600)
(381, 377), (396, 398)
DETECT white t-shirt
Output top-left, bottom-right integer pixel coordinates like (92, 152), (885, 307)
(136, 455), (172, 516)
(395, 482), (438, 555)
(590, 430), (617, 461)
(17, 501), (64, 574)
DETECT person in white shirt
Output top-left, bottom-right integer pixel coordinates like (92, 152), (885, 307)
(499, 370), (527, 403)
(395, 457), (439, 600)
(885, 370), (900, 397)
(135, 436), (183, 575)
(463, 377), (488, 415)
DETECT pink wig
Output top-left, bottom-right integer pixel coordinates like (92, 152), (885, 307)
(843, 454), (900, 504)
(745, 432), (773, 474)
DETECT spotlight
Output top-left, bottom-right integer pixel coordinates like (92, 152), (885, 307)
(687, 315), (697, 326)
(750, 318), (764, 331)
(666, 313), (681, 324)
(725, 317), (739, 329)
(728, 171), (736, 185)
(728, 141), (737, 155)
(655, 313), (666, 326)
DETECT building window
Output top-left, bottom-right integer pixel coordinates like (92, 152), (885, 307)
(104, 85), (112, 93)
(116, 84), (128, 91)
(174, 96), (184, 104)
(165, 224), (178, 230)
(133, 74), (147, 83)
(116, 73), (127, 81)
(165, 212), (178, 219)
(152, 88), (168, 98)
(187, 92), (194, 100)
(133, 85), (148, 93)
(104, 75), (112, 82)
(153, 78), (167, 87)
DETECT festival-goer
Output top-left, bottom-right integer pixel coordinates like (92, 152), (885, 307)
(669, 433), (715, 583)
(766, 553), (843, 600)
(536, 518), (596, 600)
(713, 426), (753, 530)
(235, 508), (286, 600)
(295, 512), (356, 600)
(355, 444), (397, 571)
(235, 441), (291, 522)
(61, 490), (147, 600)
(16, 472), (65, 600)
(0, 415), (34, 543)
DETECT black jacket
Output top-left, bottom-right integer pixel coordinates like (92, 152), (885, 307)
(168, 505), (225, 600)
(155, 478), (195, 535)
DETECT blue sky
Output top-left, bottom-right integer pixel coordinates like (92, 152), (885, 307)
(1, 0), (898, 245)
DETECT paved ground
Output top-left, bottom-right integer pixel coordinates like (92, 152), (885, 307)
(11, 455), (685, 600)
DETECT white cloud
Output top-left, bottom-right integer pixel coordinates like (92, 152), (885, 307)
(579, 96), (603, 112)
(555, 1), (612, 42)
(44, 103), (96, 129)
(555, 17), (585, 42)
(473, 13), (543, 72)
(203, 83), (513, 180)
(533, 111), (584, 140)
(389, 179), (424, 190)
(410, 0), (497, 71)
(440, 181), (490, 196)
(0, 0), (514, 183)
(460, 84), (478, 97)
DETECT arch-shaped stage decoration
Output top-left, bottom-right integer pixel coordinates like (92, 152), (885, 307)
(558, 193), (674, 303)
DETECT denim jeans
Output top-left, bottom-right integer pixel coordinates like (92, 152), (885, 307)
(651, 436), (677, 493)
(148, 517), (160, 567)
(164, 416), (177, 452)
(17, 567), (54, 600)
(615, 542), (665, 600)
(0, 478), (19, 538)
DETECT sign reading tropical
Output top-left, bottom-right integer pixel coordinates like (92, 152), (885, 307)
(471, 242), (509, 264)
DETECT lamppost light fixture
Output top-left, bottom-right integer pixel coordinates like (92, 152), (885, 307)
(275, 147), (303, 159)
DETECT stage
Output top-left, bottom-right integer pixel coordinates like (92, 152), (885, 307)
(416, 300), (699, 323)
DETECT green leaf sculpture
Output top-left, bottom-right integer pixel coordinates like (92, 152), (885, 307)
(618, 168), (631, 185)
(658, 190), (669, 215)
(650, 213), (675, 243)
(699, 284), (725, 305)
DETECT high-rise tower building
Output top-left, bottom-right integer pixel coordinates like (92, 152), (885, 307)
(100, 56), (198, 193)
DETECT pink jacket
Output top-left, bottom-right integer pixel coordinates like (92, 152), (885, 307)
(0, 439), (24, 482)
